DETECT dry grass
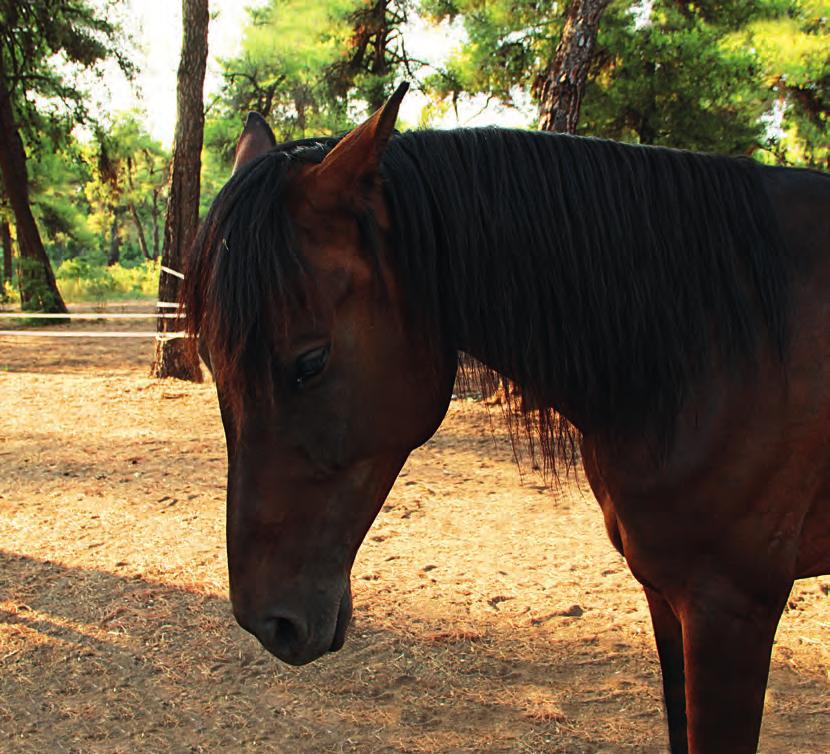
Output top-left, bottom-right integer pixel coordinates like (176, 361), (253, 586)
(1, 311), (829, 753)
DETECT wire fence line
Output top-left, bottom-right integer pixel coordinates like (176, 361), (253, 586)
(0, 331), (186, 339)
(2, 255), (187, 339)
(0, 302), (187, 339)
(0, 313), (181, 320)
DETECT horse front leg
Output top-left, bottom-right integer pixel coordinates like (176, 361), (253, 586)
(644, 586), (688, 754)
(678, 578), (791, 754)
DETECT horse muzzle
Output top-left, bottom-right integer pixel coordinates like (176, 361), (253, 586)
(234, 582), (353, 666)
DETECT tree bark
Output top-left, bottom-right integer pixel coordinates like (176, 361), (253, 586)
(0, 59), (67, 312)
(1, 221), (12, 284)
(107, 212), (121, 266)
(367, 0), (391, 112)
(125, 156), (151, 260)
(343, 0), (394, 113)
(129, 203), (151, 259)
(537, 0), (611, 134)
(151, 189), (161, 259)
(151, 0), (208, 381)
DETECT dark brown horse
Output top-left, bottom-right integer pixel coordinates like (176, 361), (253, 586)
(183, 84), (830, 753)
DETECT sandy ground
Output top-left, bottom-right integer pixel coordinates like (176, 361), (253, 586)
(1, 306), (829, 753)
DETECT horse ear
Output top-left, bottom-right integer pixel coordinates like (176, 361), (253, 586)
(232, 112), (276, 175)
(308, 82), (409, 196)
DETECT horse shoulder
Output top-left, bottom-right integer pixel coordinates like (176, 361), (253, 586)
(583, 353), (823, 592)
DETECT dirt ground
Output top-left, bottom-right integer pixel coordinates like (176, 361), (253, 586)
(1, 305), (829, 754)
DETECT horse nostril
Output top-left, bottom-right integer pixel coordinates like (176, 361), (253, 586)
(269, 616), (299, 645)
(257, 612), (309, 663)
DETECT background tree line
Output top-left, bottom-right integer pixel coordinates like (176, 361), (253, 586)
(1, 0), (827, 324)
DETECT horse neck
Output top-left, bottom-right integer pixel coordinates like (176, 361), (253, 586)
(389, 128), (604, 429)
(384, 127), (789, 439)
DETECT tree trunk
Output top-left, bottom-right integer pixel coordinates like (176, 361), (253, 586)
(126, 156), (151, 260)
(367, 0), (390, 112)
(151, 0), (208, 381)
(151, 189), (161, 259)
(129, 203), (151, 259)
(537, 0), (611, 134)
(0, 60), (67, 313)
(1, 221), (12, 284)
(107, 212), (121, 265)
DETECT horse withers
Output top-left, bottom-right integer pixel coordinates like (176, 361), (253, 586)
(183, 84), (830, 753)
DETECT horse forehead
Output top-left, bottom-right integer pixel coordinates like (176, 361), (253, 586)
(272, 264), (357, 341)
(288, 216), (375, 296)
(287, 175), (356, 237)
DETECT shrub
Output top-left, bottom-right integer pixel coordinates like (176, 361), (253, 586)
(1, 279), (19, 305)
(55, 259), (160, 304)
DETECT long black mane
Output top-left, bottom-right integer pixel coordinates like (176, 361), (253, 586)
(184, 127), (791, 469)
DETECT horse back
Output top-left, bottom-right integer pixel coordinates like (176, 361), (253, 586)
(762, 164), (830, 276)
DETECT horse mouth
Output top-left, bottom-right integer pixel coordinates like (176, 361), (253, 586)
(329, 587), (352, 652)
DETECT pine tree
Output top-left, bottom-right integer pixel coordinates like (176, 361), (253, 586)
(0, 0), (130, 311)
(151, 0), (209, 382)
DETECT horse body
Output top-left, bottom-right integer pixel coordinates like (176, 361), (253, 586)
(184, 85), (830, 753)
(581, 164), (830, 752)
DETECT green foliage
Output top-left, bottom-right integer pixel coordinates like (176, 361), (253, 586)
(27, 135), (97, 263)
(83, 112), (170, 262)
(420, 0), (561, 108)
(0, 0), (136, 312)
(14, 113), (171, 268)
(739, 1), (829, 167)
(422, 0), (828, 159)
(210, 0), (420, 155)
(106, 261), (159, 297)
(212, 0), (358, 146)
(55, 258), (160, 303)
(0, 0), (134, 146)
(1, 278), (18, 304)
(579, 1), (782, 152)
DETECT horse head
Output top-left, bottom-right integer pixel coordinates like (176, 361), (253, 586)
(186, 84), (457, 665)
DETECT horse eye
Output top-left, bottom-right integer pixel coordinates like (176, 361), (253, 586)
(294, 345), (330, 387)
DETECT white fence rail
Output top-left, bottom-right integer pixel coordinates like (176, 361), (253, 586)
(0, 303), (186, 339)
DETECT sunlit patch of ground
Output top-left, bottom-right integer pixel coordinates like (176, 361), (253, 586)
(1, 315), (828, 753)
